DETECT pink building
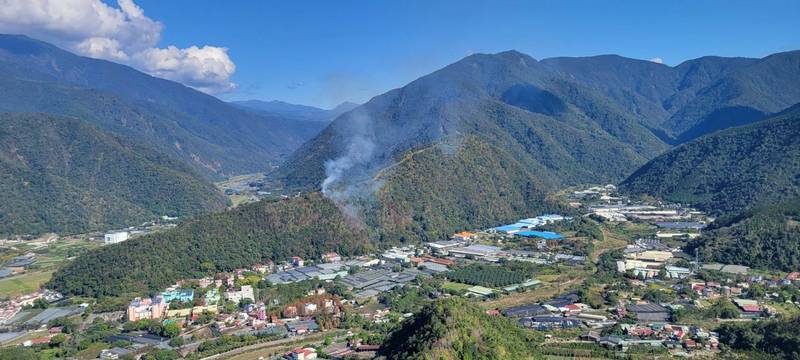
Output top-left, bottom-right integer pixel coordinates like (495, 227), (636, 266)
(127, 296), (166, 321)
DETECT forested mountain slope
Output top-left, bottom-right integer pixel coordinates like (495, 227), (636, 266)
(369, 135), (565, 242)
(0, 113), (227, 236)
(269, 49), (800, 244)
(47, 193), (369, 297)
(276, 50), (800, 192)
(686, 200), (800, 272)
(0, 34), (319, 176)
(380, 298), (543, 360)
(621, 105), (800, 214)
(274, 50), (672, 192)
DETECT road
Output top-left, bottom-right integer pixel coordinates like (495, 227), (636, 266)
(200, 330), (343, 360)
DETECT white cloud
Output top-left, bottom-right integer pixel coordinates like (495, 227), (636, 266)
(649, 57), (664, 64)
(0, 0), (236, 94)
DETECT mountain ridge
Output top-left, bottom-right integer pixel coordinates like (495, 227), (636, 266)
(0, 34), (324, 177)
(0, 112), (228, 236)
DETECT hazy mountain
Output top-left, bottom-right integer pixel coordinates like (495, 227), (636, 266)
(665, 51), (800, 139)
(0, 34), (319, 176)
(621, 104), (800, 214)
(0, 113), (227, 237)
(231, 99), (359, 122)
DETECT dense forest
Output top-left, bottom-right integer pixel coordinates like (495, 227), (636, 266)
(686, 200), (800, 272)
(622, 105), (800, 214)
(47, 193), (370, 297)
(717, 317), (800, 359)
(370, 136), (566, 242)
(379, 298), (543, 359)
(0, 113), (227, 236)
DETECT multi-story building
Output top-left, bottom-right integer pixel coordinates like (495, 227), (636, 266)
(127, 296), (166, 321)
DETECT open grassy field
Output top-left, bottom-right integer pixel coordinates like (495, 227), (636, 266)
(0, 270), (53, 297)
(442, 281), (472, 292)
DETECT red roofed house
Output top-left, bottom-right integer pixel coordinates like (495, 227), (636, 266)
(741, 304), (761, 313)
(563, 304), (581, 315)
(291, 256), (304, 267)
(285, 347), (317, 360)
(786, 272), (800, 281)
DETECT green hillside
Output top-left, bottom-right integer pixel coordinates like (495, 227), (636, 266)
(621, 106), (800, 214)
(46, 193), (370, 297)
(370, 135), (565, 242)
(380, 298), (543, 360)
(717, 316), (800, 359)
(686, 200), (800, 272)
(274, 51), (671, 191)
(0, 113), (227, 237)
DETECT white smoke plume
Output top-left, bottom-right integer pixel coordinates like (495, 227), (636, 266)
(320, 110), (378, 222)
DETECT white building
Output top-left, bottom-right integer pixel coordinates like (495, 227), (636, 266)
(104, 231), (129, 245)
(224, 285), (255, 304)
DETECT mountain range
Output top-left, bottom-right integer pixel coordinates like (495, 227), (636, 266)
(275, 50), (800, 191)
(231, 99), (359, 123)
(622, 104), (800, 214)
(0, 113), (227, 236)
(35, 36), (800, 294)
(269, 49), (800, 241)
(0, 34), (328, 177)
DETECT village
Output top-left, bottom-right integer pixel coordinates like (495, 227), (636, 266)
(1, 185), (799, 359)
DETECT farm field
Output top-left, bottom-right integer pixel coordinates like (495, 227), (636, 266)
(0, 271), (53, 297)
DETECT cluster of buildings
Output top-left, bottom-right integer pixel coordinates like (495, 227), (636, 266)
(127, 275), (257, 322)
(0, 289), (64, 325)
(616, 246), (681, 279)
(497, 294), (612, 330)
(581, 323), (719, 352)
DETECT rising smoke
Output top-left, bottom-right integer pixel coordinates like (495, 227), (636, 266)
(320, 109), (378, 222)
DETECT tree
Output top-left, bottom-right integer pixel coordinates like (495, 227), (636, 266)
(49, 334), (67, 347)
(161, 322), (181, 338)
(169, 337), (184, 347)
(31, 298), (49, 309)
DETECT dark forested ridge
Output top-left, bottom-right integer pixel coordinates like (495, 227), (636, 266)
(47, 193), (370, 297)
(686, 200), (800, 272)
(0, 113), (227, 237)
(0, 34), (322, 177)
(717, 316), (800, 359)
(620, 105), (800, 215)
(380, 298), (542, 359)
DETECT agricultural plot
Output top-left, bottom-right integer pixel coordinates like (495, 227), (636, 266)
(445, 263), (534, 288)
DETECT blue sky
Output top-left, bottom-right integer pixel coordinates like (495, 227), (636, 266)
(134, 0), (800, 108)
